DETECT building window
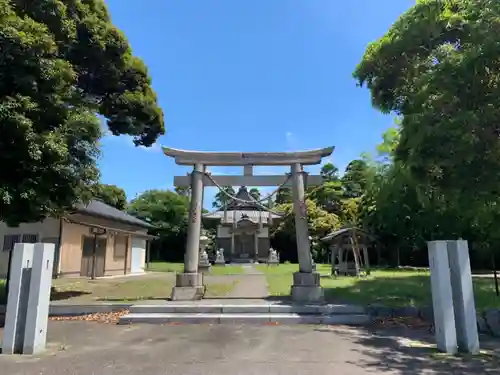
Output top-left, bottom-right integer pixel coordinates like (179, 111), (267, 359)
(113, 234), (127, 259)
(2, 234), (21, 252)
(22, 234), (38, 243)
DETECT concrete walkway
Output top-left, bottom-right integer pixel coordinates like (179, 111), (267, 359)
(224, 265), (269, 299)
(0, 322), (498, 374)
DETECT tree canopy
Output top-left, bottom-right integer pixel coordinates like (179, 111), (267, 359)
(353, 0), (500, 227)
(94, 184), (127, 210)
(212, 186), (235, 208)
(128, 190), (189, 261)
(1, 0), (164, 225)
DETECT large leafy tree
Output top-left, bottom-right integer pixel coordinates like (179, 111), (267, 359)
(353, 0), (500, 228)
(128, 190), (189, 234)
(308, 180), (344, 216)
(320, 163), (339, 182)
(272, 199), (340, 262)
(94, 184), (127, 210)
(275, 187), (292, 204)
(212, 186), (235, 208)
(249, 187), (261, 201)
(128, 190), (189, 261)
(1, 0), (164, 225)
(342, 159), (370, 198)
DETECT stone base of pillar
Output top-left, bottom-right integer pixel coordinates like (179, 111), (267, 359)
(170, 273), (204, 301)
(198, 264), (211, 274)
(290, 272), (324, 303)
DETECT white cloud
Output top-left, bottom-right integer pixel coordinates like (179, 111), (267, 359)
(285, 131), (298, 151)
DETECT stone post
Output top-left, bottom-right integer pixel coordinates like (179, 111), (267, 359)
(427, 241), (458, 354)
(447, 240), (480, 354)
(2, 243), (34, 354)
(290, 163), (323, 302)
(23, 243), (54, 354)
(2, 243), (54, 355)
(171, 163), (205, 300)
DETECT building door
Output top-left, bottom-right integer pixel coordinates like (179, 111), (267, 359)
(80, 236), (106, 277)
(236, 234), (253, 259)
(130, 237), (146, 273)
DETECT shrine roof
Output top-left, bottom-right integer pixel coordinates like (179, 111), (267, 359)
(225, 186), (262, 211)
(321, 226), (376, 242)
(203, 210), (281, 223)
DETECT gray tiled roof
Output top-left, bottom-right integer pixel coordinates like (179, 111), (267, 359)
(226, 186), (263, 211)
(203, 210), (281, 223)
(321, 227), (374, 242)
(75, 200), (154, 228)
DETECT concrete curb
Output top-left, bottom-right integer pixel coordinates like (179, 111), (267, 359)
(119, 312), (371, 326)
(129, 303), (366, 315)
(1, 302), (498, 336)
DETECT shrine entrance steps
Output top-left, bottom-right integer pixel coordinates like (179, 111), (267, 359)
(119, 301), (370, 326)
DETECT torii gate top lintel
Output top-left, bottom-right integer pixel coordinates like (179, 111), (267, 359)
(162, 146), (334, 166)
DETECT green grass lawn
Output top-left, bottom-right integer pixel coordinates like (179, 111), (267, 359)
(147, 262), (245, 275)
(258, 264), (500, 310)
(0, 266), (241, 305)
(49, 274), (237, 303)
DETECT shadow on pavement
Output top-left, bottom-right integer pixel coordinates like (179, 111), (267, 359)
(315, 324), (500, 374)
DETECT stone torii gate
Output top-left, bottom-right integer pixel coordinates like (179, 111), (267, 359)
(163, 146), (334, 302)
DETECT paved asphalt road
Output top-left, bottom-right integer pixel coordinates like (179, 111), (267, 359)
(0, 322), (498, 374)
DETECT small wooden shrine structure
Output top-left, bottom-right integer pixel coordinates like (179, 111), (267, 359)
(321, 226), (375, 277)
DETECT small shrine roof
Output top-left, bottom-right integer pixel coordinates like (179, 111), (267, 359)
(225, 186), (263, 211)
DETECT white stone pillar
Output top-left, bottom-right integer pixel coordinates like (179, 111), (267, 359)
(2, 243), (34, 354)
(290, 163), (312, 273)
(23, 243), (54, 354)
(447, 240), (480, 354)
(171, 163), (205, 300)
(427, 241), (457, 354)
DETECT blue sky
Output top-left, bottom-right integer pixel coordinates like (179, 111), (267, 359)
(99, 0), (414, 208)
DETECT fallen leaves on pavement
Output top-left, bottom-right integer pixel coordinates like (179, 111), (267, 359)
(373, 316), (433, 331)
(49, 309), (129, 324)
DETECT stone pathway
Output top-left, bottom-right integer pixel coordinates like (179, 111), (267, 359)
(225, 264), (269, 299)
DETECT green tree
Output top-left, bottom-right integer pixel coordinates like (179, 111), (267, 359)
(353, 0), (500, 229)
(308, 180), (344, 216)
(376, 121), (401, 162)
(272, 199), (340, 262)
(94, 184), (127, 210)
(342, 160), (369, 198)
(212, 186), (235, 208)
(340, 197), (362, 227)
(249, 188), (261, 201)
(128, 190), (189, 261)
(1, 0), (164, 226)
(275, 187), (292, 204)
(320, 163), (339, 182)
